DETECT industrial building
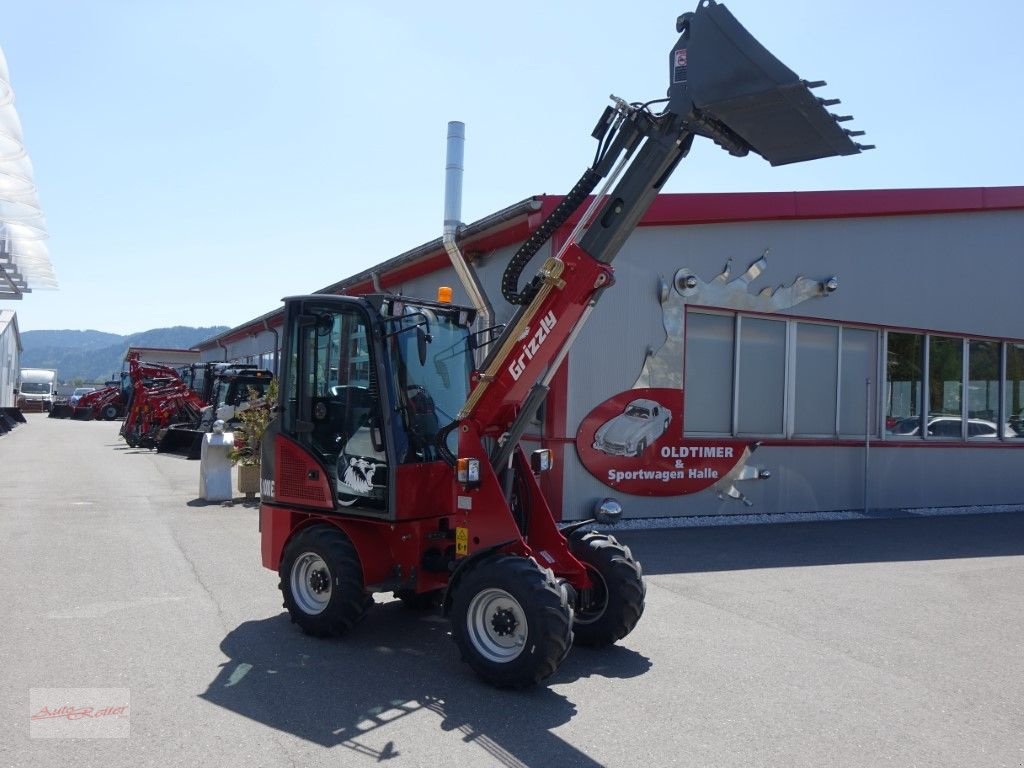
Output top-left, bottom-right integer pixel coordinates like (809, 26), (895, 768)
(195, 185), (1024, 520)
(0, 309), (20, 409)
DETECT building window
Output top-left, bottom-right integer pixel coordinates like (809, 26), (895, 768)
(793, 322), (838, 437)
(885, 332), (924, 436)
(927, 335), (963, 439)
(840, 327), (878, 437)
(683, 312), (1022, 445)
(736, 317), (786, 436)
(1006, 343), (1024, 439)
(683, 312), (734, 433)
(968, 340), (1000, 439)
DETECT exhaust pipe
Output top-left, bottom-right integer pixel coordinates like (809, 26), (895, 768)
(442, 121), (492, 358)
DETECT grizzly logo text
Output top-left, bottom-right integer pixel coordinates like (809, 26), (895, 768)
(508, 311), (557, 381)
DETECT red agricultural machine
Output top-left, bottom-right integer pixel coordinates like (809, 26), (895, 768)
(72, 378), (128, 421)
(258, 0), (870, 687)
(156, 363), (275, 456)
(118, 353), (206, 451)
(116, 355), (275, 456)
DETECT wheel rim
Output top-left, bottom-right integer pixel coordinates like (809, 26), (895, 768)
(291, 552), (332, 615)
(575, 565), (609, 626)
(466, 587), (528, 663)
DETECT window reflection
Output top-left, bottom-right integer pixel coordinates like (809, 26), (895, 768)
(886, 332), (923, 435)
(928, 336), (963, 438)
(968, 340), (1000, 439)
(683, 312), (734, 434)
(1006, 344), (1024, 439)
(737, 317), (785, 435)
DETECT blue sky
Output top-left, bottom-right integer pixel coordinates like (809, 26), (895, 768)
(3, 0), (1022, 335)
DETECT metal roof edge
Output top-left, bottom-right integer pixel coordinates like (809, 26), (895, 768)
(632, 186), (1024, 226)
(315, 196), (543, 296)
(196, 197), (543, 350)
(194, 186), (1022, 351)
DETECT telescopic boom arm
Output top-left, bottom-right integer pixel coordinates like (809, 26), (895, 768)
(451, 0), (869, 463)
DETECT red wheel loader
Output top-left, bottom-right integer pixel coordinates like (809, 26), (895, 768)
(72, 377), (128, 421)
(259, 0), (871, 687)
(119, 353), (206, 450)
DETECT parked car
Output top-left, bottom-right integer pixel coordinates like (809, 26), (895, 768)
(68, 387), (97, 408)
(592, 398), (671, 457)
(887, 415), (1017, 438)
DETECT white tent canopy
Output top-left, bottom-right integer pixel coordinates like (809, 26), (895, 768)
(0, 45), (55, 299)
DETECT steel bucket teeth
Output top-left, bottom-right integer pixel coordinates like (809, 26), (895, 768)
(671, 0), (870, 166)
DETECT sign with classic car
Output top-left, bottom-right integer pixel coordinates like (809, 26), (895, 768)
(576, 388), (752, 496)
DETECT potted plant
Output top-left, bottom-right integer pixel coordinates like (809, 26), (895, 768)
(229, 379), (277, 499)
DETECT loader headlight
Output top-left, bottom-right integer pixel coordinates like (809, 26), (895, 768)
(456, 457), (481, 486)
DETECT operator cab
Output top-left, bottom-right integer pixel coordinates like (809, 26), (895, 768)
(275, 293), (476, 516)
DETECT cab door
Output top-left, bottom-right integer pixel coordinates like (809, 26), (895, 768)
(282, 298), (392, 514)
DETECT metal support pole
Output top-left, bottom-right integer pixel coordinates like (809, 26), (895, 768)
(864, 377), (872, 514)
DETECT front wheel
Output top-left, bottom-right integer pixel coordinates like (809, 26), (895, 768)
(451, 555), (573, 688)
(279, 525), (368, 637)
(569, 530), (645, 646)
(102, 405), (119, 420)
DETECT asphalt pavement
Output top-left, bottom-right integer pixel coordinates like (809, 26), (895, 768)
(1, 413), (1022, 767)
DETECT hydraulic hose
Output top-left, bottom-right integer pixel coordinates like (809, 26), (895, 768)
(435, 419), (459, 466)
(500, 167), (602, 305)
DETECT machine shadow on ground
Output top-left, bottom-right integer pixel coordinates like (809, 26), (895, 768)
(617, 511), (1024, 575)
(201, 603), (651, 766)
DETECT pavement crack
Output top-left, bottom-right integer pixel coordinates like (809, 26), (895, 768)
(168, 524), (231, 633)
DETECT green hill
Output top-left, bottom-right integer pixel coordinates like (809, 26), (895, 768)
(20, 326), (228, 383)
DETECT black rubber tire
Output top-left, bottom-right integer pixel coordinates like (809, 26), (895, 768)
(451, 554), (573, 688)
(568, 530), (646, 647)
(102, 405), (118, 420)
(279, 525), (368, 637)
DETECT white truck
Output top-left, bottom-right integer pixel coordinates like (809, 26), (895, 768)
(16, 368), (57, 413)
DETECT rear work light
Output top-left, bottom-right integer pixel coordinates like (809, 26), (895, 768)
(456, 457), (480, 486)
(531, 449), (553, 474)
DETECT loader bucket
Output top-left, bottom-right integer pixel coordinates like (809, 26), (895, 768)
(156, 426), (205, 459)
(0, 409), (20, 432)
(3, 407), (26, 424)
(673, 0), (867, 166)
(49, 404), (74, 419)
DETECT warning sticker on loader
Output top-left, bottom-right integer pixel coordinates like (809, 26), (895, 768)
(455, 527), (468, 556)
(673, 49), (688, 84)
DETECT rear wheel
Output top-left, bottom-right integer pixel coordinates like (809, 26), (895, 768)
(451, 554), (573, 688)
(569, 530), (645, 646)
(280, 526), (368, 637)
